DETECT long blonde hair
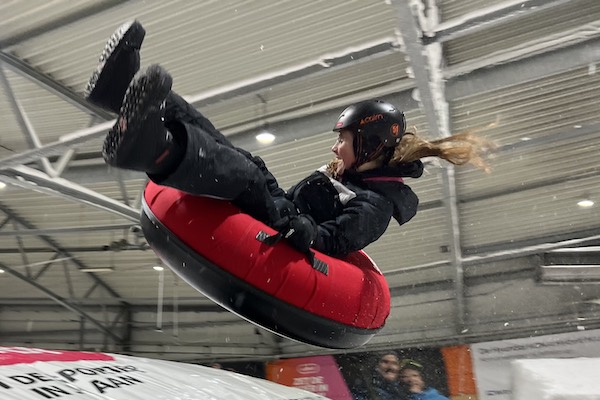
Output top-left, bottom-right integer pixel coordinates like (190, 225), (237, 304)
(391, 130), (495, 172)
(327, 130), (495, 178)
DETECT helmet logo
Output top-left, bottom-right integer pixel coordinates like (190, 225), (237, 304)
(391, 123), (400, 136)
(335, 121), (344, 127)
(360, 113), (384, 125)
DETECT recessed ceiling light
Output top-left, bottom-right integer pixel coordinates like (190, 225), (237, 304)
(520, 137), (532, 141)
(256, 132), (275, 144)
(577, 199), (594, 208)
(79, 267), (115, 273)
(0, 182), (6, 190)
(0, 269), (4, 274)
(153, 266), (164, 271)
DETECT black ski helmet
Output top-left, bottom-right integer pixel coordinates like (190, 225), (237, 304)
(333, 100), (406, 166)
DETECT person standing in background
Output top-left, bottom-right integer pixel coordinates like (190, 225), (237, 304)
(399, 359), (449, 400)
(352, 351), (408, 400)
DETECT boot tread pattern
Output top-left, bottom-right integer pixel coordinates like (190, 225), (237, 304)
(102, 65), (172, 165)
(85, 20), (135, 98)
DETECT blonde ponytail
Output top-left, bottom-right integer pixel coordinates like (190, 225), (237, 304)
(391, 131), (495, 172)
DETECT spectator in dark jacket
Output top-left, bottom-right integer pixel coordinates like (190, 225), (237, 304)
(86, 20), (492, 258)
(352, 351), (408, 400)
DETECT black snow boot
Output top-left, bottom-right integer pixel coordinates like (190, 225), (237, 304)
(85, 20), (145, 114)
(103, 64), (184, 175)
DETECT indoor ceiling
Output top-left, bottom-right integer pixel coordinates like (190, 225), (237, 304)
(0, 0), (599, 363)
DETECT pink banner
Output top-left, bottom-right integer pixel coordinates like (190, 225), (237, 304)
(267, 355), (352, 399)
(0, 347), (113, 365)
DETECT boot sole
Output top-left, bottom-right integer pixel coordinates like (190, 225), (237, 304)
(85, 20), (145, 101)
(103, 65), (173, 168)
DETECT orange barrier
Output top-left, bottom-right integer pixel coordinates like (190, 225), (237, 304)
(441, 345), (477, 396)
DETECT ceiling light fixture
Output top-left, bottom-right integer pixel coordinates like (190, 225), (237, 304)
(79, 267), (115, 273)
(577, 199), (594, 208)
(549, 246), (600, 253)
(255, 93), (275, 145)
(256, 132), (276, 144)
(538, 265), (600, 284)
(153, 265), (164, 271)
(0, 182), (6, 190)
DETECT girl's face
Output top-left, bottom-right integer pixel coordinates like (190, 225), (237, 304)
(400, 368), (425, 392)
(331, 129), (356, 173)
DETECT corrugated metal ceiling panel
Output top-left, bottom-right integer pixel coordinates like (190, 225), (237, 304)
(451, 66), (600, 145)
(452, 66), (600, 206)
(0, 0), (104, 42)
(12, 0), (398, 96)
(0, 69), (96, 153)
(0, 250), (204, 301)
(200, 51), (411, 132)
(457, 129), (599, 199)
(0, 172), (144, 276)
(445, 0), (600, 65)
(439, 0), (508, 21)
(364, 207), (451, 271)
(101, 267), (204, 301)
(461, 174), (600, 248)
(2, 0), (411, 160)
(452, 64), (600, 249)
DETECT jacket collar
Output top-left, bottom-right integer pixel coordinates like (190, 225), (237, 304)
(345, 160), (424, 182)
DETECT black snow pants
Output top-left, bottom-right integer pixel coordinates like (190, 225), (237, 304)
(149, 92), (285, 226)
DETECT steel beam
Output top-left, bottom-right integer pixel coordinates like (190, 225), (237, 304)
(0, 65), (55, 175)
(11, 220), (32, 278)
(0, 51), (112, 120)
(391, 0), (446, 138)
(0, 261), (122, 343)
(0, 223), (135, 237)
(392, 0), (466, 335)
(0, 165), (139, 222)
(0, 203), (123, 299)
(0, 120), (113, 170)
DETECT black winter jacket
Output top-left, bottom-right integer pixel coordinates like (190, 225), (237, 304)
(286, 162), (422, 257)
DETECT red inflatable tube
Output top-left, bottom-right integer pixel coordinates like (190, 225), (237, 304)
(141, 182), (391, 349)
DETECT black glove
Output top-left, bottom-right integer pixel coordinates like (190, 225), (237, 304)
(273, 214), (317, 253)
(273, 197), (298, 219)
